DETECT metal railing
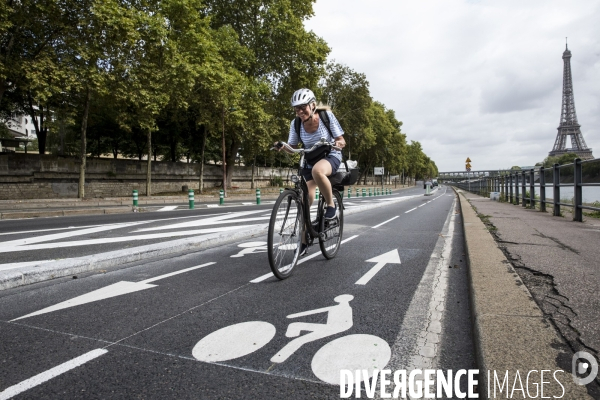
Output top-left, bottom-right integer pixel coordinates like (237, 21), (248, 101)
(440, 158), (600, 222)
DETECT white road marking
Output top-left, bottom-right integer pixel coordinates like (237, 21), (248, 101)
(0, 348), (108, 400)
(230, 241), (268, 258)
(241, 202), (254, 205)
(193, 321), (276, 362)
(135, 210), (266, 232)
(383, 197), (456, 385)
(271, 294), (355, 364)
(405, 207), (417, 213)
(0, 260), (54, 271)
(250, 235), (359, 283)
(0, 225), (102, 236)
(11, 263), (216, 321)
(0, 225), (259, 253)
(311, 334), (391, 385)
(0, 221), (151, 250)
(372, 216), (399, 228)
(355, 249), (401, 285)
(157, 206), (178, 212)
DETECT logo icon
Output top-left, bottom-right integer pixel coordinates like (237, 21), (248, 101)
(572, 351), (598, 385)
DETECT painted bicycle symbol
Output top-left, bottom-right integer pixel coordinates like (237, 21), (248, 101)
(192, 294), (391, 385)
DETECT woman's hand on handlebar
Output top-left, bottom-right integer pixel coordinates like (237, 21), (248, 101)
(272, 141), (284, 151)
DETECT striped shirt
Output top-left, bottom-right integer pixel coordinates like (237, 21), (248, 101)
(287, 111), (344, 166)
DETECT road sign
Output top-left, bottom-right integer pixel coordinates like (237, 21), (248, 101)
(466, 162), (471, 169)
(466, 157), (471, 163)
(374, 167), (384, 176)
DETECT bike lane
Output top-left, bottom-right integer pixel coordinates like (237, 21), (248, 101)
(0, 187), (475, 398)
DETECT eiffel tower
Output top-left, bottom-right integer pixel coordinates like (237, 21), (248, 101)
(549, 43), (594, 159)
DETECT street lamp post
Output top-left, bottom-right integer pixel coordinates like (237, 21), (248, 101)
(222, 105), (226, 198)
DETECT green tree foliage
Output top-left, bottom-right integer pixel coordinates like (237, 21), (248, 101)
(1, 0), (438, 192)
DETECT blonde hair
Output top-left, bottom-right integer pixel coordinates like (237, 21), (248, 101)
(315, 102), (331, 112)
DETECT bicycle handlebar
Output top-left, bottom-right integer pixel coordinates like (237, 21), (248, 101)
(271, 139), (342, 153)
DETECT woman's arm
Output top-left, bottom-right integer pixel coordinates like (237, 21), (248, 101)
(334, 135), (346, 149)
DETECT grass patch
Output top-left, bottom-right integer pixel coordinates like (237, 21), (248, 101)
(477, 213), (497, 231)
(583, 201), (600, 219)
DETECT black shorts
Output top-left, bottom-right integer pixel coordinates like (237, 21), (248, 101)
(301, 155), (342, 182)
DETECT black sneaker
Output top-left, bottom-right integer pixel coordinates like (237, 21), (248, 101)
(299, 243), (308, 256)
(324, 206), (337, 220)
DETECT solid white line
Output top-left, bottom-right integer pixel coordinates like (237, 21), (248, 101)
(372, 216), (399, 229)
(250, 235), (359, 283)
(140, 262), (216, 284)
(405, 207), (417, 213)
(0, 349), (108, 400)
(157, 206), (178, 212)
(0, 225), (102, 236)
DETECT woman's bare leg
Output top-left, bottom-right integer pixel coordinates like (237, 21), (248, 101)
(311, 159), (334, 207)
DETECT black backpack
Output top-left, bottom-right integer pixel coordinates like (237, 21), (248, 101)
(293, 110), (333, 146)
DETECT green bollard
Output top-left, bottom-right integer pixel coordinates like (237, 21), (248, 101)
(132, 190), (138, 207)
(347, 187), (351, 198)
(315, 188), (319, 200)
(219, 189), (224, 205)
(356, 188), (359, 198)
(256, 188), (261, 205)
(188, 189), (195, 209)
(369, 188), (372, 197)
(280, 187), (284, 194)
(362, 188), (366, 197)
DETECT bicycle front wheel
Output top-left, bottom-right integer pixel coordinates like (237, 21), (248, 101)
(267, 190), (304, 280)
(319, 190), (344, 259)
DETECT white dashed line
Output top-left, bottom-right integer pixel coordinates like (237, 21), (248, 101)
(405, 207), (417, 213)
(372, 216), (399, 229)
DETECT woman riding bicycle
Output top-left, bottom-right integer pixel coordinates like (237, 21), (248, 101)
(275, 88), (346, 223)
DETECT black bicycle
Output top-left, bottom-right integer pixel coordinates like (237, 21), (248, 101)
(267, 139), (357, 280)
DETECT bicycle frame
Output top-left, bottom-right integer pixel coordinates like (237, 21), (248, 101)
(274, 140), (343, 243)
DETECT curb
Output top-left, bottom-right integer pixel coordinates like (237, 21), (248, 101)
(455, 188), (591, 399)
(0, 193), (421, 291)
(0, 207), (133, 220)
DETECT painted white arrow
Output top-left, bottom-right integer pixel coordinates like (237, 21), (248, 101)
(11, 262), (215, 321)
(355, 249), (401, 285)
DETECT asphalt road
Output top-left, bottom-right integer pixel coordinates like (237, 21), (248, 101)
(0, 186), (476, 399)
(1, 188), (421, 266)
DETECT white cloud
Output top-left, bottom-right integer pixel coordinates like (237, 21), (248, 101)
(305, 0), (600, 171)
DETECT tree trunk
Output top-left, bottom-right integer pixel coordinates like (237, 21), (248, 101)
(78, 90), (91, 198)
(226, 137), (239, 189)
(26, 94), (47, 154)
(199, 126), (206, 194)
(146, 128), (152, 196)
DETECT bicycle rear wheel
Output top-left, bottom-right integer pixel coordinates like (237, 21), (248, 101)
(267, 190), (304, 279)
(319, 190), (344, 259)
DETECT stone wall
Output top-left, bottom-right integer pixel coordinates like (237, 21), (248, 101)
(0, 154), (296, 199)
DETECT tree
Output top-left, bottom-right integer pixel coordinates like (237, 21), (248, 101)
(319, 62), (372, 161)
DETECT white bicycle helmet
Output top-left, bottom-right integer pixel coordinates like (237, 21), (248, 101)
(291, 88), (316, 107)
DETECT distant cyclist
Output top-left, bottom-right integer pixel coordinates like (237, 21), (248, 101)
(275, 88), (346, 223)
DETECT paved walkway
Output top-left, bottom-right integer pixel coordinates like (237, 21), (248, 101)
(458, 189), (599, 398)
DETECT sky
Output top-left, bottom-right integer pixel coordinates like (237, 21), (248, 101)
(304, 0), (600, 172)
